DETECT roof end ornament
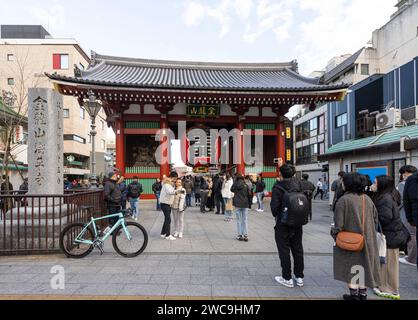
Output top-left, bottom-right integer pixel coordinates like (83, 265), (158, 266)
(74, 64), (82, 78)
(90, 50), (98, 67)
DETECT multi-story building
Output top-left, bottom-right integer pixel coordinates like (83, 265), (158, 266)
(294, 0), (418, 193)
(320, 1), (418, 204)
(0, 25), (108, 184)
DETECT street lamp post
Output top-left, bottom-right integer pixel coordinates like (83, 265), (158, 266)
(83, 90), (102, 188)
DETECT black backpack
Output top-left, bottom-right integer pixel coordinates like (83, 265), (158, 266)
(277, 184), (309, 227)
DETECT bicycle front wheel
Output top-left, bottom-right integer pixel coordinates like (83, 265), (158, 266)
(59, 223), (94, 259)
(112, 222), (148, 258)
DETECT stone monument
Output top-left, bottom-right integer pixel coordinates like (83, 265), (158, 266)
(28, 88), (64, 195)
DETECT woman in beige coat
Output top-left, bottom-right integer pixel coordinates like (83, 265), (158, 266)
(332, 173), (381, 300)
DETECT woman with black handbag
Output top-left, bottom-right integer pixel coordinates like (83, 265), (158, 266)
(332, 173), (381, 300)
(371, 175), (411, 300)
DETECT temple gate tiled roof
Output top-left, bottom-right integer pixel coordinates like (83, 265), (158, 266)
(47, 52), (349, 93)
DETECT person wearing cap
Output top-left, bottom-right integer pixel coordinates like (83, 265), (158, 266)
(104, 172), (122, 227)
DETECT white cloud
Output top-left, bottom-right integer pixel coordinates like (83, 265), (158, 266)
(293, 0), (395, 74)
(28, 4), (66, 33)
(182, 0), (396, 74)
(183, 1), (206, 26)
(183, 0), (294, 42)
(182, 0), (254, 38)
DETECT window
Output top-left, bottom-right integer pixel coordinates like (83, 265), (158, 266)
(63, 109), (70, 118)
(101, 120), (105, 130)
(319, 142), (325, 155)
(311, 144), (318, 155)
(101, 140), (106, 150)
(310, 118), (318, 137)
(80, 107), (85, 119)
(64, 134), (86, 144)
(310, 118), (318, 130)
(7, 54), (14, 61)
(361, 64), (369, 75)
(53, 54), (69, 70)
(336, 113), (348, 128)
(319, 115), (325, 134)
(7, 78), (14, 85)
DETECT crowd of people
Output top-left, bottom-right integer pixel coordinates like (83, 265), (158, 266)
(102, 171), (268, 242)
(269, 163), (418, 300)
(100, 163), (418, 300)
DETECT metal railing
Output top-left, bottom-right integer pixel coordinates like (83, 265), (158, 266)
(0, 190), (105, 255)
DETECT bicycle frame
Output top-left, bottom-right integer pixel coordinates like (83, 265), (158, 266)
(74, 212), (132, 245)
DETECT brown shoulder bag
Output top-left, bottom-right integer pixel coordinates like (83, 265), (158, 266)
(336, 195), (366, 252)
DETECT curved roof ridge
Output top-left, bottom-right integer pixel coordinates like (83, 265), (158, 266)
(90, 51), (298, 72)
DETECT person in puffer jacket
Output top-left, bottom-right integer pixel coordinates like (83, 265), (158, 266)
(231, 174), (251, 242)
(172, 178), (187, 239)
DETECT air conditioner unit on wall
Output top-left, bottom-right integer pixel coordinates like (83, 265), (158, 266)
(401, 106), (418, 125)
(376, 109), (402, 130)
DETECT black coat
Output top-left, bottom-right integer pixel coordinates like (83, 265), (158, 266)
(104, 180), (122, 207)
(404, 171), (418, 226)
(374, 192), (409, 249)
(300, 179), (315, 200)
(200, 179), (209, 191)
(255, 180), (266, 193)
(270, 178), (301, 220)
(213, 177), (223, 196)
(152, 181), (162, 194)
(231, 179), (251, 208)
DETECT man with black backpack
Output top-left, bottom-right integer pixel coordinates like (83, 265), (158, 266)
(271, 164), (309, 288)
(127, 176), (143, 221)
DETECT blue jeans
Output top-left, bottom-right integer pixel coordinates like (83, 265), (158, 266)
(186, 194), (192, 207)
(129, 198), (140, 218)
(256, 192), (264, 210)
(236, 208), (248, 236)
(155, 192), (161, 210)
(224, 198), (233, 219)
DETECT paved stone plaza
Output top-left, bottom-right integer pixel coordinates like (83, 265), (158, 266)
(0, 200), (417, 300)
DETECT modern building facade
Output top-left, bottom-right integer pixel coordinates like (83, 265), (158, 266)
(294, 1), (418, 196)
(0, 25), (108, 184)
(293, 105), (328, 183)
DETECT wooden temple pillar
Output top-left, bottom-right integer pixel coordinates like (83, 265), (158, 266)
(273, 106), (289, 174)
(231, 105), (249, 176)
(156, 104), (174, 178)
(115, 117), (125, 175)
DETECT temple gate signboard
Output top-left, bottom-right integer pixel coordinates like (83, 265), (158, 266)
(187, 104), (220, 118)
(28, 88), (64, 195)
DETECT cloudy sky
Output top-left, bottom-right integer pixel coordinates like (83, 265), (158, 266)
(1, 0), (397, 75)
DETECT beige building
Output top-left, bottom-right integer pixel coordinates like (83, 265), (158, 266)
(322, 0), (418, 85)
(0, 25), (107, 183)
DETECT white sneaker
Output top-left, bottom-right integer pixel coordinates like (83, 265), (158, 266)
(174, 232), (179, 237)
(294, 277), (304, 287)
(178, 233), (183, 239)
(166, 235), (176, 241)
(275, 276), (294, 288)
(399, 257), (417, 267)
(161, 234), (167, 238)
